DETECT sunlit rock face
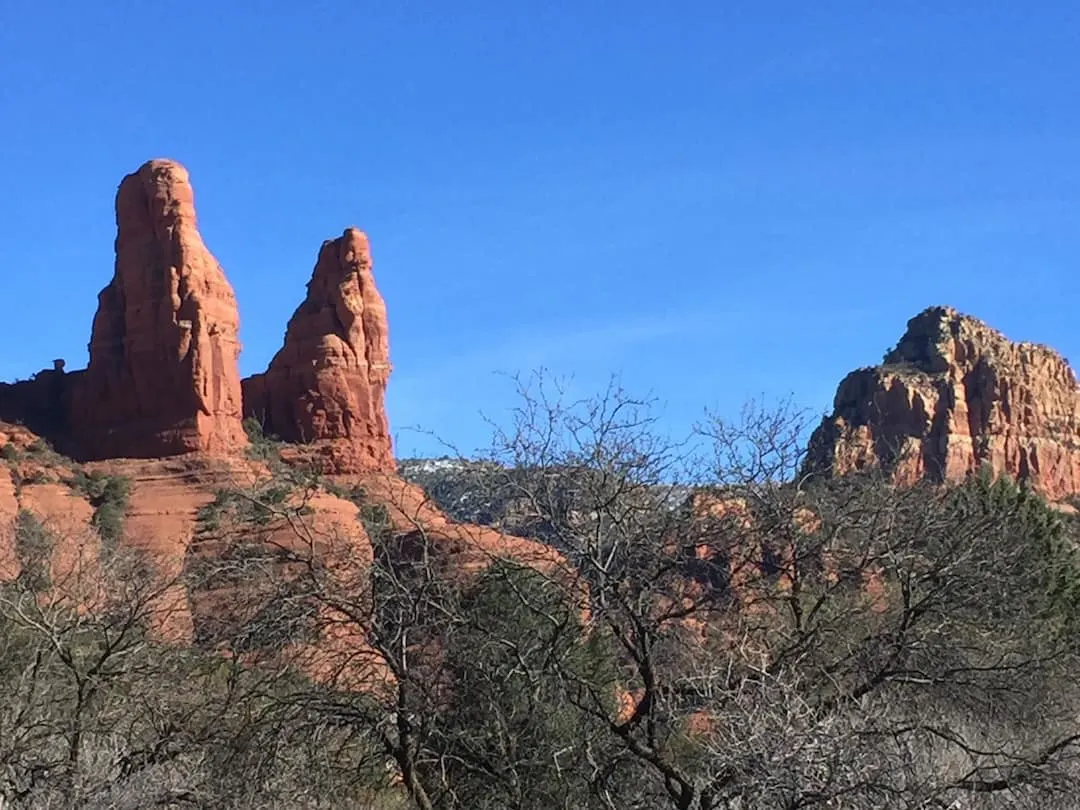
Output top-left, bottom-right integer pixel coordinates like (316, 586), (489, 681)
(243, 227), (394, 473)
(73, 159), (246, 459)
(806, 306), (1080, 500)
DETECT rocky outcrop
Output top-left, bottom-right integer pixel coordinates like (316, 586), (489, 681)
(0, 362), (77, 453)
(72, 160), (247, 460)
(242, 228), (393, 473)
(806, 306), (1080, 500)
(0, 158), (571, 669)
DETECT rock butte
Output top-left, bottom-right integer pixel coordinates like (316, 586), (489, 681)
(805, 306), (1080, 500)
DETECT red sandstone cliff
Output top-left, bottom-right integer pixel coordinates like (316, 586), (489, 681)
(242, 228), (393, 473)
(806, 306), (1080, 500)
(72, 159), (247, 460)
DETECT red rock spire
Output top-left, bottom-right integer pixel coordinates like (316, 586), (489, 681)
(73, 159), (246, 459)
(242, 227), (394, 472)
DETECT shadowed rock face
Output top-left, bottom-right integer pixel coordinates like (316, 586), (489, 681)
(242, 228), (393, 473)
(72, 159), (246, 459)
(806, 306), (1080, 500)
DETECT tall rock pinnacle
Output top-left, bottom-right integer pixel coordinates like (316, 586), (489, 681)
(805, 306), (1080, 499)
(72, 159), (247, 459)
(242, 228), (394, 472)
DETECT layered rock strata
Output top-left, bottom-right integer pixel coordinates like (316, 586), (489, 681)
(806, 306), (1080, 499)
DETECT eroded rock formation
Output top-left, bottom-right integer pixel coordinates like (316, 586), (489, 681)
(72, 159), (246, 459)
(0, 158), (566, 663)
(242, 228), (393, 473)
(806, 306), (1080, 500)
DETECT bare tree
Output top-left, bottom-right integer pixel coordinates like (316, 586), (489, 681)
(10, 375), (1078, 809)
(0, 496), (403, 810)
(432, 372), (1080, 810)
(188, 450), (615, 810)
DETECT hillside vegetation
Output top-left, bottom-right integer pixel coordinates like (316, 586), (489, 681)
(3, 381), (1080, 809)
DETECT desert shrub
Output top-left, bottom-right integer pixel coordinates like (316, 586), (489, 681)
(25, 439), (50, 456)
(18, 469), (49, 486)
(14, 509), (52, 591)
(69, 469), (131, 551)
(946, 466), (1080, 634)
(430, 561), (616, 810)
(324, 479), (368, 505)
(243, 416), (282, 462)
(21, 437), (68, 469)
(197, 483), (294, 532)
(359, 502), (392, 544)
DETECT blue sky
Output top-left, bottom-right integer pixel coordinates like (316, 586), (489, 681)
(1, 2), (1077, 457)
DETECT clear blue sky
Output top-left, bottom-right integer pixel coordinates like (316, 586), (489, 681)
(1, 2), (1077, 458)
